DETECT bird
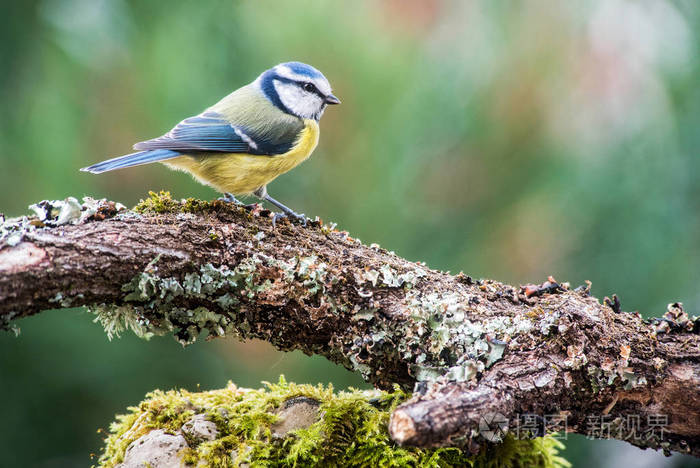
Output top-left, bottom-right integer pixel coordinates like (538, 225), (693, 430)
(81, 61), (340, 225)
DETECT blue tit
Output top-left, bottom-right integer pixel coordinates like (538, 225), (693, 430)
(81, 61), (340, 224)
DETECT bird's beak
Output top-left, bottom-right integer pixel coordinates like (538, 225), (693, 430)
(325, 94), (341, 105)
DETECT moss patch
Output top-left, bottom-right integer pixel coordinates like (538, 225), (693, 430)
(133, 190), (216, 214)
(99, 377), (570, 467)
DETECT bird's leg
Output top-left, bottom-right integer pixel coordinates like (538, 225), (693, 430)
(254, 186), (307, 227)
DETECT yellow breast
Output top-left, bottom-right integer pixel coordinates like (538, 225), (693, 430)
(163, 119), (319, 195)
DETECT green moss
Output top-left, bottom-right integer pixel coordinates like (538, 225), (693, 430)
(133, 190), (215, 214)
(99, 377), (570, 468)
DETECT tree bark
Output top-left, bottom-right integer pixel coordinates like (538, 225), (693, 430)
(1, 195), (698, 457)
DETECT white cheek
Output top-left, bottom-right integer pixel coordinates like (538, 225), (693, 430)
(274, 81), (322, 119)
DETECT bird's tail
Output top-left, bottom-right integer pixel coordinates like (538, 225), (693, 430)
(80, 149), (180, 174)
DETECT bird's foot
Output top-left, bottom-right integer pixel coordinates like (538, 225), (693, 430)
(219, 194), (259, 211)
(260, 193), (307, 227)
(218, 193), (243, 204)
(272, 210), (307, 228)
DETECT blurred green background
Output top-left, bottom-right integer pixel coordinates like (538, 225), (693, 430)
(0, 1), (698, 466)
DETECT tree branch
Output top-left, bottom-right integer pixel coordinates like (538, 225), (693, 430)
(1, 193), (698, 457)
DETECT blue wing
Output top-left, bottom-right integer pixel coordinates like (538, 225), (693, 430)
(81, 149), (181, 174)
(133, 111), (294, 156)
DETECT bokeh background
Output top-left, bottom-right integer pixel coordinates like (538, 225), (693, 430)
(0, 1), (698, 466)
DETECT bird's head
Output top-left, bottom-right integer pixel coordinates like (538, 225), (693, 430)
(257, 62), (340, 121)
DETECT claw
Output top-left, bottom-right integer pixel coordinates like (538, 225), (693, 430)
(272, 212), (286, 228)
(290, 212), (308, 226)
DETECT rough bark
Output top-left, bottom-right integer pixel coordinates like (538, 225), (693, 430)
(1, 195), (698, 457)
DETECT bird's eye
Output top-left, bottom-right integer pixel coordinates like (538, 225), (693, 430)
(303, 82), (316, 93)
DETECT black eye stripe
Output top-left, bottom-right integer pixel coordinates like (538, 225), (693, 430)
(270, 74), (326, 99)
(301, 81), (325, 98)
